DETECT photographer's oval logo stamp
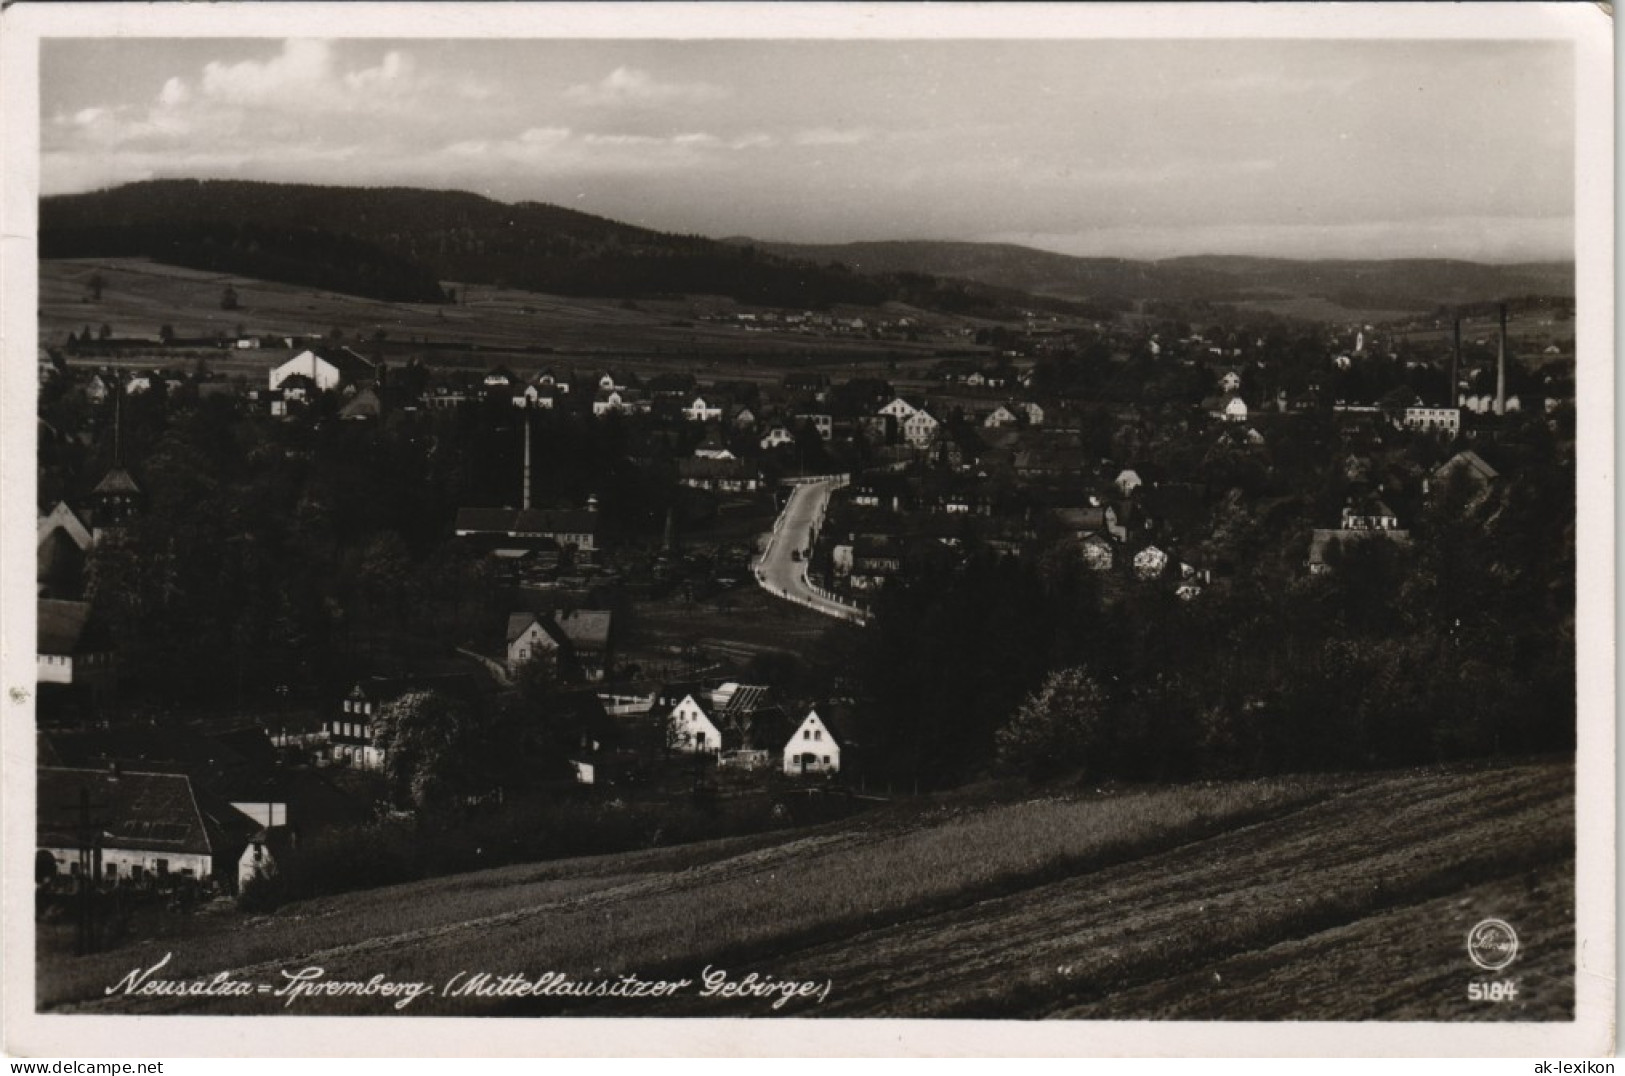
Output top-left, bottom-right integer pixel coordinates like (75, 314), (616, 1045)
(1467, 919), (1520, 971)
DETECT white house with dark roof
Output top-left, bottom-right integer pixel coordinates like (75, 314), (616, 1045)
(506, 609), (614, 681)
(38, 502), (93, 594)
(667, 692), (723, 755)
(903, 409), (940, 447)
(37, 599), (115, 707)
(37, 766), (258, 886)
(682, 395), (724, 422)
(760, 426), (795, 450)
(983, 403), (1022, 429)
(878, 396), (918, 421)
(783, 708), (840, 775)
(268, 347), (376, 393)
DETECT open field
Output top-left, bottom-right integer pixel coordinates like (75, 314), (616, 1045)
(619, 585), (845, 672)
(1230, 296), (1430, 325)
(40, 258), (995, 377)
(42, 757), (1573, 1020)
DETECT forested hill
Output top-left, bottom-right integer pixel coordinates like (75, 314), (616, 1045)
(734, 238), (1574, 312)
(39, 180), (1044, 314)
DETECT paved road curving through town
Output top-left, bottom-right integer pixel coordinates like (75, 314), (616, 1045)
(755, 478), (867, 624)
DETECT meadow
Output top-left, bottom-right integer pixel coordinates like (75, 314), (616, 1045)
(40, 257), (983, 376)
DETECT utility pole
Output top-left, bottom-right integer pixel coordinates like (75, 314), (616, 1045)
(65, 786), (108, 955)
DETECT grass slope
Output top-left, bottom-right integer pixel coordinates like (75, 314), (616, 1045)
(42, 758), (1573, 1020)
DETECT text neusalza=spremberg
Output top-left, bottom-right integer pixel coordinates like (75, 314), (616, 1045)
(108, 952), (832, 1011)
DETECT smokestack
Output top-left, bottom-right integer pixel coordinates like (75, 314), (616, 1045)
(1495, 303), (1507, 416)
(522, 414), (531, 511)
(1451, 316), (1461, 409)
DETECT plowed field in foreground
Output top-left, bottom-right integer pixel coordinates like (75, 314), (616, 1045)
(43, 759), (1575, 1020)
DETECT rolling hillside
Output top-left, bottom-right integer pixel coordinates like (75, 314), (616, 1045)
(40, 181), (1056, 317)
(739, 238), (1574, 314)
(42, 758), (1574, 1020)
(44, 181), (1569, 322)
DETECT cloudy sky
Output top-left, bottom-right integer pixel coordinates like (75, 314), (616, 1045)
(41, 38), (1574, 261)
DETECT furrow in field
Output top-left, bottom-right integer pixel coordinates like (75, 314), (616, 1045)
(55, 826), (895, 1015)
(625, 764), (1572, 1019)
(1047, 864), (1576, 1021)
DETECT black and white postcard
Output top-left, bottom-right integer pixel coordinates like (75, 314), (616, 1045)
(2, 2), (1613, 1058)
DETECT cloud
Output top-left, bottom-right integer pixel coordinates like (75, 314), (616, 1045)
(157, 78), (189, 107)
(793, 127), (872, 147)
(433, 125), (773, 179)
(42, 39), (504, 194)
(564, 66), (728, 107)
(198, 39), (336, 105)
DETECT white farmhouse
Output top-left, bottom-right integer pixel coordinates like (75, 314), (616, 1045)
(878, 396), (918, 421)
(903, 409), (940, 447)
(783, 708), (840, 776)
(268, 347), (376, 393)
(667, 693), (723, 755)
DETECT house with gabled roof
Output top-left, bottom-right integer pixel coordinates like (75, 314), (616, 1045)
(327, 672), (486, 769)
(1428, 449), (1500, 496)
(666, 690), (723, 755)
(506, 609), (614, 682)
(878, 396), (919, 421)
(339, 386), (383, 421)
(269, 347), (376, 393)
(693, 432), (736, 460)
(592, 387), (644, 417)
(38, 599), (115, 710)
(38, 502), (93, 597)
(88, 466), (142, 532)
(903, 409), (940, 447)
(37, 766), (259, 887)
(682, 394), (725, 423)
(983, 403), (1023, 429)
(783, 707), (841, 776)
(760, 425), (795, 450)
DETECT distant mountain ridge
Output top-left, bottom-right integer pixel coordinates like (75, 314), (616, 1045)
(40, 180), (1572, 316)
(730, 238), (1574, 312)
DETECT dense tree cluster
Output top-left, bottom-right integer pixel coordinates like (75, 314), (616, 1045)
(852, 419), (1574, 788)
(38, 384), (660, 711)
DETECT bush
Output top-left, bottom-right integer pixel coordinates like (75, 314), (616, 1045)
(237, 872), (286, 913)
(995, 667), (1108, 782)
